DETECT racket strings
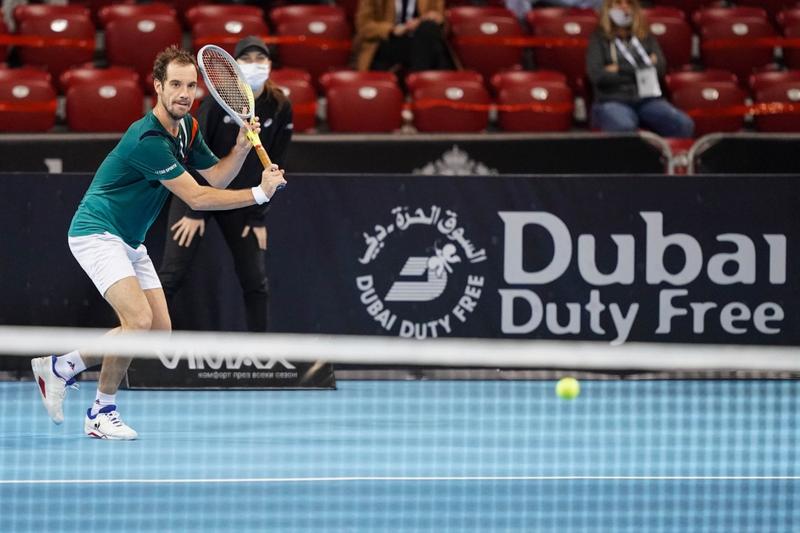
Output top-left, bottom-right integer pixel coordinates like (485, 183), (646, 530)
(201, 49), (251, 118)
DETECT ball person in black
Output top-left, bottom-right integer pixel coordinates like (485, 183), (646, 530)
(159, 36), (292, 331)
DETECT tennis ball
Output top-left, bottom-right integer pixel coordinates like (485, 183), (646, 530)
(556, 377), (580, 400)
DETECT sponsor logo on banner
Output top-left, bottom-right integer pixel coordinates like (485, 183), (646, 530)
(413, 145), (498, 176)
(356, 206), (488, 338)
(498, 211), (788, 344)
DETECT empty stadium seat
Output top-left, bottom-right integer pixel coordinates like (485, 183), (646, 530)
(98, 3), (176, 26)
(0, 67), (56, 132)
(779, 10), (800, 69)
(671, 80), (746, 136)
(776, 7), (800, 30)
(14, 5), (95, 79)
(319, 70), (396, 90)
(490, 69), (568, 92)
(185, 5), (264, 27)
(325, 79), (403, 132)
(65, 75), (144, 132)
(753, 78), (800, 131)
(527, 8), (598, 92)
(270, 5), (351, 84)
(191, 18), (270, 55)
(104, 14), (182, 87)
(411, 80), (490, 132)
(749, 69), (800, 92)
(665, 69), (737, 93)
(70, 0), (135, 25)
(695, 8), (778, 83)
(497, 79), (573, 132)
(270, 68), (313, 85)
(60, 65), (140, 88)
(446, 6), (524, 80)
(647, 0), (718, 19)
(406, 69), (484, 91)
(643, 8), (693, 69)
(0, 13), (8, 63)
(735, 0), (799, 22)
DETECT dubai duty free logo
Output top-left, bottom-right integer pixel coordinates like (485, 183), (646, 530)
(355, 205), (488, 338)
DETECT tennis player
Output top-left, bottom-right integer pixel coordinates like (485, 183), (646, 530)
(159, 36), (292, 332)
(31, 46), (286, 440)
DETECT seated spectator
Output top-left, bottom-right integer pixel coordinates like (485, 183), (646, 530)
(586, 0), (693, 137)
(353, 0), (455, 72)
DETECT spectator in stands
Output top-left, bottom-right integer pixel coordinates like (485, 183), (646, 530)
(2, 0), (66, 31)
(586, 0), (694, 137)
(353, 0), (455, 72)
(159, 36), (292, 333)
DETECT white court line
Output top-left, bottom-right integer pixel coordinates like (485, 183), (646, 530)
(1, 476), (799, 485)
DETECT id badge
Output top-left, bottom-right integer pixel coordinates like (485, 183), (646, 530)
(636, 67), (662, 98)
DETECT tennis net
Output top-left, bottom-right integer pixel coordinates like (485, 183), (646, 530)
(0, 326), (797, 532)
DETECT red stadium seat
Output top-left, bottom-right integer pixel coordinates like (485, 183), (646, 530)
(671, 80), (746, 136)
(98, 3), (177, 26)
(70, 0), (135, 25)
(490, 70), (568, 93)
(411, 80), (490, 132)
(185, 5), (264, 27)
(527, 8), (598, 93)
(753, 79), (800, 131)
(446, 6), (524, 80)
(66, 76), (144, 132)
(60, 65), (140, 89)
(319, 70), (396, 90)
(270, 68), (313, 85)
(270, 5), (351, 85)
(646, 0), (718, 20)
(776, 7), (800, 30)
(749, 69), (800, 92)
(14, 5), (96, 79)
(781, 19), (800, 69)
(0, 67), (56, 132)
(643, 8), (693, 69)
(0, 13), (8, 63)
(104, 14), (182, 87)
(665, 69), (737, 94)
(641, 6), (687, 21)
(325, 79), (403, 132)
(735, 0), (799, 22)
(406, 69), (484, 91)
(191, 18), (270, 55)
(271, 75), (316, 132)
(497, 79), (573, 132)
(695, 9), (778, 83)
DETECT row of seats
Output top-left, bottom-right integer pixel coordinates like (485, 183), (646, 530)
(4, 4), (800, 93)
(2, 64), (798, 134)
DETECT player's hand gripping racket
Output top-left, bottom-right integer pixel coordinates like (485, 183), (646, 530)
(197, 45), (277, 174)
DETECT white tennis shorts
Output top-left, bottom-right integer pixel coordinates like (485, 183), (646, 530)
(68, 232), (161, 297)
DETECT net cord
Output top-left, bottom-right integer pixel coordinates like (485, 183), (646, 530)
(0, 326), (797, 371)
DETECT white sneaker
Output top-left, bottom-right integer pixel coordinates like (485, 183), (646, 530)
(31, 355), (77, 425)
(84, 406), (138, 440)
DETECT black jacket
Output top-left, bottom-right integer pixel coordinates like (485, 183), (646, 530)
(586, 29), (667, 104)
(186, 84), (293, 226)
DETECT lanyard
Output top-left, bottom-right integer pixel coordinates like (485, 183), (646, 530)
(395, 0), (416, 23)
(614, 37), (652, 69)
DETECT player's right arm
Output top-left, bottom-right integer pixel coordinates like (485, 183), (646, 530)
(161, 166), (286, 211)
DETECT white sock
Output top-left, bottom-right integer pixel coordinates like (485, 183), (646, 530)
(90, 390), (116, 416)
(54, 350), (86, 380)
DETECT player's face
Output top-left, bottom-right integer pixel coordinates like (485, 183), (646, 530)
(156, 62), (198, 121)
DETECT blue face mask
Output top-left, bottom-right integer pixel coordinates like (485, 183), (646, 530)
(609, 7), (633, 28)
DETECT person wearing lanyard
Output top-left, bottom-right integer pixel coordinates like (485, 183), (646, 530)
(586, 0), (694, 137)
(353, 0), (455, 72)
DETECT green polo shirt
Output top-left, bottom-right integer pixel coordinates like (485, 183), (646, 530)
(69, 112), (219, 248)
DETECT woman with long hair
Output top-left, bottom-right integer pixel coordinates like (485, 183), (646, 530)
(586, 0), (693, 137)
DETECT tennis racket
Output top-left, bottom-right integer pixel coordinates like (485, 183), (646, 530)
(197, 44), (273, 169)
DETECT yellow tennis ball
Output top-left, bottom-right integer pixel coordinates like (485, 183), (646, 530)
(556, 377), (580, 400)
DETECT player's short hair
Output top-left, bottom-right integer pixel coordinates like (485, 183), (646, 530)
(153, 46), (197, 83)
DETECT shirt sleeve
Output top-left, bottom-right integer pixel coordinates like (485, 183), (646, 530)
(187, 127), (220, 171)
(129, 135), (186, 181)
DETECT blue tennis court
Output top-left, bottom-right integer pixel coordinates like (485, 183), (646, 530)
(1, 379), (798, 532)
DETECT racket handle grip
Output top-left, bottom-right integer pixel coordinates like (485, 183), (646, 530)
(254, 144), (273, 168)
